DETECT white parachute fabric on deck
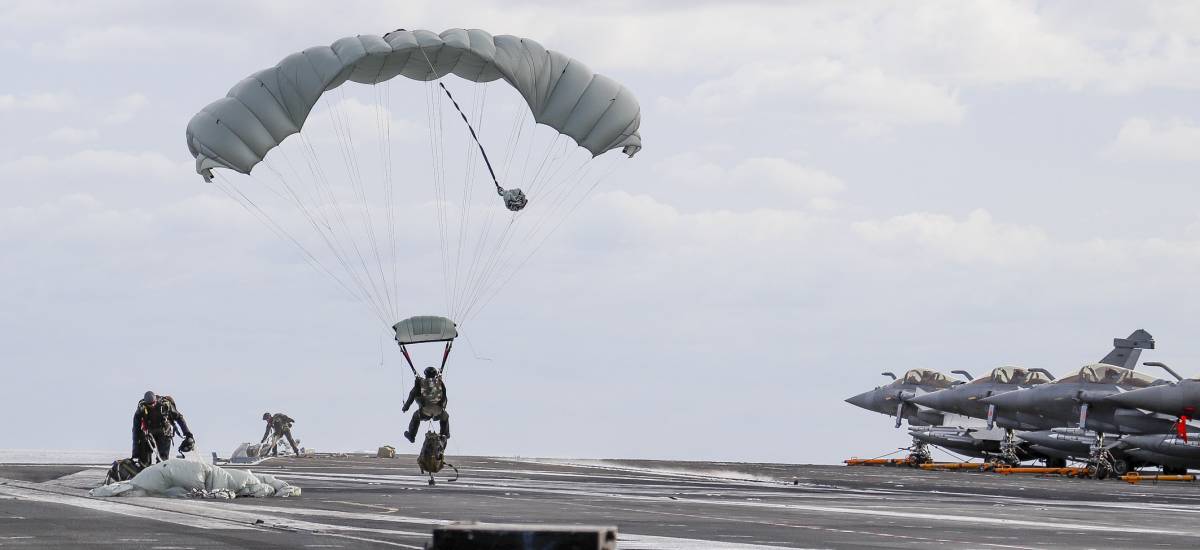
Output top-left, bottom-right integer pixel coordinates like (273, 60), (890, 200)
(186, 28), (641, 180)
(89, 459), (301, 498)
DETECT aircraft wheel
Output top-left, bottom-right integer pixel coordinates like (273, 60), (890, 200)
(1111, 459), (1131, 476)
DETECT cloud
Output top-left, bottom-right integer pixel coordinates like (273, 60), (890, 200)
(300, 97), (425, 147)
(0, 150), (192, 206)
(102, 93), (148, 125)
(663, 60), (965, 134)
(0, 91), (76, 112)
(44, 126), (99, 144)
(853, 209), (1048, 265)
(653, 153), (845, 208)
(1105, 117), (1200, 162)
(29, 25), (233, 62)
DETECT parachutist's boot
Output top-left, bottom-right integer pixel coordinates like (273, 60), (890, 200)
(403, 431), (416, 443)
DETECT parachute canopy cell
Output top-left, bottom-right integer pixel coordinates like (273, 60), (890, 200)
(393, 315), (458, 345)
(185, 28), (643, 181)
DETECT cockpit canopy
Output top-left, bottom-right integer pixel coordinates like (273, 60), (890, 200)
(1054, 363), (1163, 388)
(967, 366), (1053, 386)
(890, 368), (956, 389)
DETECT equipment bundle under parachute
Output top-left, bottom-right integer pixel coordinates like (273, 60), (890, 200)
(184, 28), (643, 327)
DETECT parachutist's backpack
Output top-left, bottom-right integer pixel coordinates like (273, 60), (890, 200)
(104, 458), (143, 484)
(418, 431), (446, 474)
(418, 377), (445, 416)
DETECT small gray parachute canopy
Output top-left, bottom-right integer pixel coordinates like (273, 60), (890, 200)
(394, 315), (458, 376)
(186, 28), (641, 181)
(393, 315), (458, 345)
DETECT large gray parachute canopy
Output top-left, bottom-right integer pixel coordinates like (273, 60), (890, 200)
(393, 315), (458, 345)
(185, 28), (642, 181)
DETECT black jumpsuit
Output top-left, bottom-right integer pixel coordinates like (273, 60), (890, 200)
(132, 398), (191, 465)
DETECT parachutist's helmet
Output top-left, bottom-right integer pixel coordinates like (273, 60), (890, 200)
(424, 367), (438, 378)
(143, 391), (156, 404)
(263, 413), (272, 421)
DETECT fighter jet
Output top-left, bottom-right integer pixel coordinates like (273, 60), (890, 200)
(844, 368), (965, 461)
(845, 369), (960, 427)
(907, 331), (1154, 465)
(908, 366), (1056, 464)
(981, 362), (1181, 476)
(1106, 362), (1193, 417)
(1105, 361), (1197, 472)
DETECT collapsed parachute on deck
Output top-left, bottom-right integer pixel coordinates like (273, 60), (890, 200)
(89, 459), (300, 499)
(185, 28), (642, 182)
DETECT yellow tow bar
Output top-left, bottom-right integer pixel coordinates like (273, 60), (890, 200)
(1121, 473), (1197, 484)
(919, 462), (987, 471)
(992, 467), (1088, 476)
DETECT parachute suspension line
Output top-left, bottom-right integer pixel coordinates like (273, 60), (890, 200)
(439, 340), (453, 374)
(424, 80), (453, 317)
(271, 144), (386, 321)
(327, 92), (396, 323)
(459, 116), (587, 323)
(425, 84), (448, 315)
(449, 84), (484, 320)
(457, 92), (533, 322)
(258, 159), (382, 316)
(414, 45), (466, 319)
(211, 172), (389, 325)
(466, 157), (619, 323)
(454, 105), (529, 318)
(370, 80), (400, 321)
(464, 158), (624, 324)
(454, 132), (559, 319)
(295, 126), (390, 324)
(446, 116), (505, 321)
(381, 80), (402, 322)
(464, 154), (590, 314)
(454, 127), (559, 318)
(397, 344), (418, 377)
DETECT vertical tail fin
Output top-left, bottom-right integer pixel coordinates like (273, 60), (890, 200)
(1099, 329), (1154, 370)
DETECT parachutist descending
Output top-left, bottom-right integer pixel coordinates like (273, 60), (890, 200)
(403, 366), (450, 443)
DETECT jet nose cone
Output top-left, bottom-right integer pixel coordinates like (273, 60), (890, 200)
(981, 390), (1025, 410)
(845, 390), (875, 411)
(1107, 384), (1189, 416)
(910, 390), (948, 410)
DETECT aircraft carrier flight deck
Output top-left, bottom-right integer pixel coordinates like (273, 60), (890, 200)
(3, 454), (1200, 549)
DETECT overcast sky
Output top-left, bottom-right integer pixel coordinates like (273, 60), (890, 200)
(3, 1), (1200, 464)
